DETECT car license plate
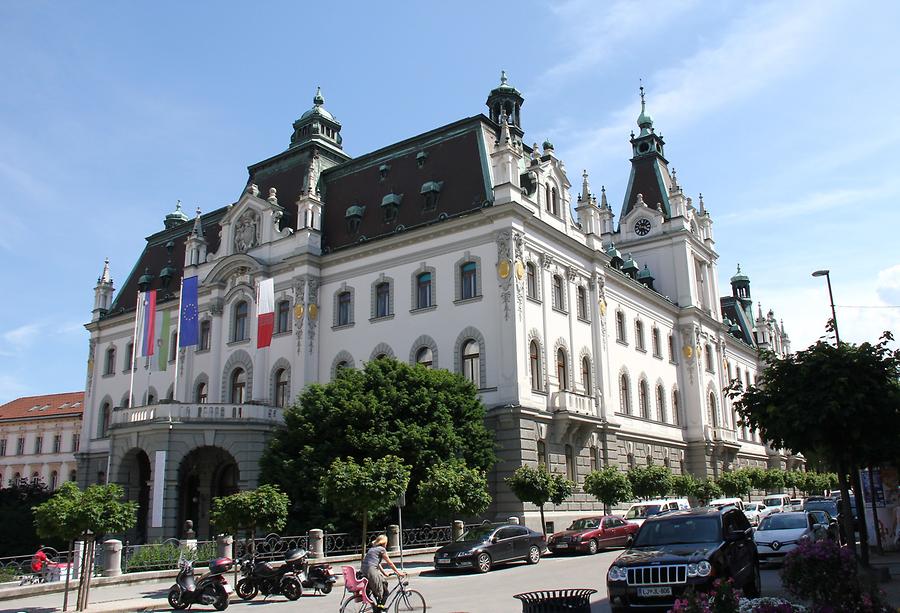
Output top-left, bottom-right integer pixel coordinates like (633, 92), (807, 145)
(637, 586), (672, 597)
(436, 558), (450, 564)
(556, 543), (568, 548)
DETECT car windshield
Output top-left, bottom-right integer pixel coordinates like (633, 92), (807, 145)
(458, 526), (494, 542)
(759, 514), (807, 531)
(569, 518), (600, 530)
(633, 517), (720, 546)
(805, 501), (838, 515)
(763, 498), (784, 507)
(626, 505), (662, 519)
(746, 503), (761, 512)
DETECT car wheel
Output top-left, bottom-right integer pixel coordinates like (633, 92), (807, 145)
(476, 552), (492, 573)
(625, 535), (634, 548)
(587, 539), (599, 555)
(526, 545), (541, 564)
(745, 562), (761, 598)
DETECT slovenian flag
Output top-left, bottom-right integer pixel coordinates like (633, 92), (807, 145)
(257, 278), (275, 349)
(139, 290), (157, 357)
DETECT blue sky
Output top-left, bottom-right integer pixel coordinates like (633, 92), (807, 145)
(1, 0), (898, 403)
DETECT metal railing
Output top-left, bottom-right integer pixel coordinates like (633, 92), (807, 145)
(122, 539), (216, 573)
(233, 533), (310, 562)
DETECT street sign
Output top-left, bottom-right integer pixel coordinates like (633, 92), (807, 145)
(396, 492), (406, 508)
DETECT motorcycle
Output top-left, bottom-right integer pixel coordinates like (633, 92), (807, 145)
(235, 549), (303, 601)
(295, 549), (336, 595)
(167, 557), (234, 611)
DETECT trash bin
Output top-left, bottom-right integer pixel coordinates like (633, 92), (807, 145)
(514, 588), (597, 612)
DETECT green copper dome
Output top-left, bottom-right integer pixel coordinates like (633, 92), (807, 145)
(637, 264), (654, 281)
(730, 264), (750, 284)
(300, 86), (336, 122)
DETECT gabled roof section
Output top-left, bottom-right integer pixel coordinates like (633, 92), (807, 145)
(721, 296), (756, 346)
(319, 116), (492, 252)
(621, 155), (671, 220)
(0, 391), (84, 422)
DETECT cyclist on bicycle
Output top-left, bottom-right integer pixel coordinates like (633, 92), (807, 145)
(361, 535), (405, 611)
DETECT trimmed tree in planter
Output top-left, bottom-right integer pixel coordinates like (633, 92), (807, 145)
(583, 467), (633, 515)
(416, 459), (491, 522)
(210, 484), (289, 555)
(506, 465), (574, 535)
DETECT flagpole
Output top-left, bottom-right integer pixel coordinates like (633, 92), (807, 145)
(128, 290), (142, 409)
(173, 279), (185, 402)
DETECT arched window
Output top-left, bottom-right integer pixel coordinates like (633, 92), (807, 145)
(552, 275), (564, 309)
(537, 440), (547, 467)
(565, 444), (575, 481)
(200, 320), (212, 350)
(635, 320), (645, 351)
(708, 391), (719, 427)
(337, 291), (352, 326)
(651, 328), (661, 358)
(656, 384), (666, 422)
(415, 347), (433, 368)
(551, 187), (559, 216)
(196, 382), (208, 403)
(582, 357), (591, 395)
(124, 342), (134, 372)
(233, 300), (249, 341)
(375, 282), (391, 318)
(735, 366), (742, 388)
(545, 184), (551, 212)
(230, 368), (246, 403)
(639, 379), (650, 419)
(32, 472), (40, 485)
(529, 341), (542, 390)
(556, 348), (568, 390)
(705, 344), (714, 372)
(274, 368), (290, 408)
(462, 340), (480, 388)
(589, 445), (599, 472)
(336, 360), (349, 371)
(69, 470), (77, 482)
(104, 347), (116, 376)
(416, 272), (432, 309)
(576, 286), (587, 319)
(50, 471), (58, 491)
(147, 391), (156, 405)
(460, 262), (477, 300)
(98, 402), (111, 438)
(526, 262), (538, 299)
(616, 311), (627, 343)
(619, 373), (631, 414)
(672, 390), (680, 425)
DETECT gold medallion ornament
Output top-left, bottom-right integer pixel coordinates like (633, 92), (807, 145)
(514, 260), (526, 280)
(599, 300), (607, 316)
(498, 260), (511, 279)
(308, 304), (318, 320)
(682, 345), (693, 359)
(294, 304), (304, 319)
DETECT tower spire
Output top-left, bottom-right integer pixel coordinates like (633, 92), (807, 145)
(580, 170), (591, 203)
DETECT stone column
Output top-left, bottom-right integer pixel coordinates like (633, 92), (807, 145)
(216, 534), (233, 560)
(508, 516), (520, 525)
(387, 525), (400, 553)
(72, 541), (84, 580)
(102, 539), (123, 577)
(308, 529), (324, 559)
(452, 520), (465, 541)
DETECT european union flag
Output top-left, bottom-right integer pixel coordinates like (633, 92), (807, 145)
(179, 276), (200, 347)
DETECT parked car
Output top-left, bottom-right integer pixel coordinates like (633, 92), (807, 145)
(548, 516), (639, 554)
(754, 511), (826, 566)
(743, 501), (768, 526)
(709, 497), (745, 512)
(789, 498), (804, 511)
(806, 509), (840, 542)
(623, 498), (691, 527)
(607, 507), (760, 612)
(761, 493), (792, 515)
(805, 497), (854, 544)
(433, 524), (545, 573)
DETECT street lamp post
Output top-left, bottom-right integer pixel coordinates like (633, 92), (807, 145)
(811, 269), (841, 344)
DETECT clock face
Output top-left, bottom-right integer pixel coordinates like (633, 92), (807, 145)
(635, 218), (651, 236)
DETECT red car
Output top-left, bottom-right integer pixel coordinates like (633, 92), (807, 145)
(547, 515), (638, 555)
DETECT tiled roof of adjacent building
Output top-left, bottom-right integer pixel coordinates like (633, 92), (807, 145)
(0, 391), (85, 422)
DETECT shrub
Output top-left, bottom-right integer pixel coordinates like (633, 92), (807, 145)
(125, 541), (218, 572)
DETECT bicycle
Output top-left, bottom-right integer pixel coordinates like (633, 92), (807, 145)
(339, 572), (427, 613)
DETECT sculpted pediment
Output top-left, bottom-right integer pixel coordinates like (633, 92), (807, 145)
(218, 184), (289, 257)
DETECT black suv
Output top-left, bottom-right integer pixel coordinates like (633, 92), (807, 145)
(607, 507), (760, 612)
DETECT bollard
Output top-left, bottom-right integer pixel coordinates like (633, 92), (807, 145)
(309, 529), (324, 559)
(102, 539), (123, 577)
(216, 534), (233, 560)
(508, 516), (520, 525)
(387, 525), (400, 552)
(73, 541), (84, 580)
(452, 520), (465, 541)
(181, 538), (198, 554)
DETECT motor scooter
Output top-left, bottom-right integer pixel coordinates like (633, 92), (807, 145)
(167, 557), (234, 611)
(294, 549), (336, 594)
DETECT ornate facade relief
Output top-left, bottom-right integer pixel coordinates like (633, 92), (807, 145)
(496, 230), (513, 320)
(513, 231), (525, 320)
(307, 277), (319, 353)
(293, 278), (306, 354)
(233, 210), (260, 253)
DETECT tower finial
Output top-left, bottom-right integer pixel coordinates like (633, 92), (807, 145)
(500, 70), (508, 86)
(600, 185), (608, 209)
(636, 80), (653, 132)
(313, 86), (324, 106)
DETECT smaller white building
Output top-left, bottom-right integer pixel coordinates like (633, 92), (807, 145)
(0, 392), (83, 490)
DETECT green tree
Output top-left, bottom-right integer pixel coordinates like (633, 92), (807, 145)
(261, 358), (495, 530)
(210, 484), (289, 549)
(583, 467), (632, 514)
(33, 483), (136, 611)
(669, 473), (698, 498)
(416, 460), (491, 521)
(784, 470), (804, 496)
(716, 470), (752, 499)
(728, 332), (900, 565)
(759, 468), (786, 493)
(626, 465), (673, 500)
(0, 479), (54, 556)
(693, 478), (723, 505)
(320, 455), (411, 555)
(741, 467), (767, 501)
(505, 465), (574, 535)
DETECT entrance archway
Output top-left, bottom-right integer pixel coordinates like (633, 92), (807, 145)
(177, 446), (240, 541)
(118, 448), (151, 543)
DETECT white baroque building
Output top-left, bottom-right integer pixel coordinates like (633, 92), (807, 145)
(78, 77), (797, 541)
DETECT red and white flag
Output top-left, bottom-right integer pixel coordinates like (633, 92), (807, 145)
(257, 278), (275, 348)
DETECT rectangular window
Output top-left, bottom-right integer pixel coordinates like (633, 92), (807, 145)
(552, 276), (564, 310)
(72, 433), (80, 452)
(376, 283), (391, 317)
(526, 264), (538, 299)
(337, 292), (352, 326)
(0, 439), (6, 456)
(34, 436), (42, 455)
(416, 273), (432, 309)
(17, 437), (24, 455)
(200, 320), (211, 350)
(668, 334), (676, 362)
(635, 321), (646, 351)
(276, 300), (291, 334)
(616, 312), (627, 343)
(577, 286), (587, 320)
(461, 262), (477, 300)
(53, 435), (61, 454)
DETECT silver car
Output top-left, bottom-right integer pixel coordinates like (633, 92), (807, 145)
(754, 511), (826, 565)
(744, 502), (767, 526)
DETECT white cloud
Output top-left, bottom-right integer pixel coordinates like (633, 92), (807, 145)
(0, 374), (29, 405)
(875, 264), (900, 305)
(2, 322), (44, 349)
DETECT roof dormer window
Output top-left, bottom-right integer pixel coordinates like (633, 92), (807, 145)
(345, 204), (365, 234)
(420, 181), (443, 212)
(381, 193), (403, 223)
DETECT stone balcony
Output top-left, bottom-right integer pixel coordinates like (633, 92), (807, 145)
(705, 425), (741, 452)
(549, 390), (596, 416)
(111, 402), (284, 428)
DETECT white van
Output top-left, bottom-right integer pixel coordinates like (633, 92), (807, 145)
(624, 498), (691, 526)
(761, 493), (792, 514)
(709, 497), (745, 511)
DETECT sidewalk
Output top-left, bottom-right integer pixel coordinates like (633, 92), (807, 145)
(0, 555), (437, 613)
(866, 549), (900, 607)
